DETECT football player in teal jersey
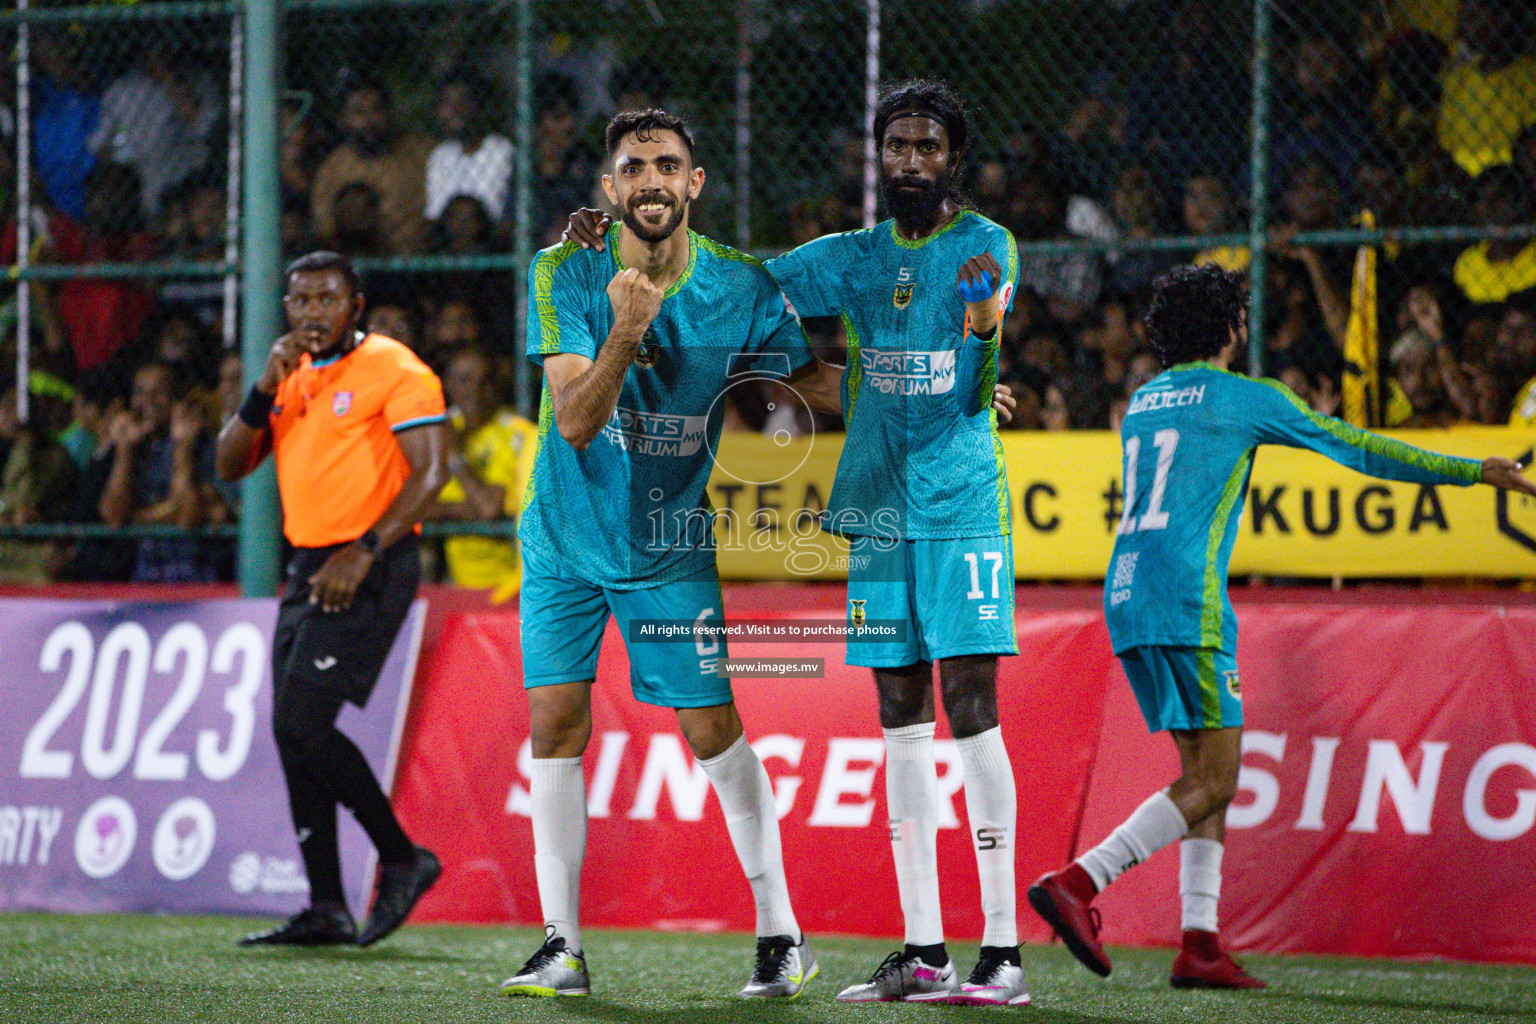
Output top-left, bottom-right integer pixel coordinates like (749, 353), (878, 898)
(1028, 264), (1536, 989)
(564, 80), (1030, 1006)
(504, 109), (830, 1001)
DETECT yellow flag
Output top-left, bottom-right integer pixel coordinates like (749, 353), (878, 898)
(1342, 210), (1380, 427)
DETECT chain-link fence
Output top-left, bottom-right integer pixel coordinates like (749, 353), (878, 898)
(4, 0), (1536, 584)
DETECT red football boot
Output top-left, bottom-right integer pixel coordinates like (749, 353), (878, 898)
(1170, 930), (1267, 989)
(1027, 865), (1112, 977)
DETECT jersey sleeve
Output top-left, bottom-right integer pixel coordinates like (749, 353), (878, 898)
(764, 232), (853, 319)
(956, 225), (1020, 416)
(738, 265), (816, 379)
(994, 225), (1020, 317)
(526, 243), (597, 365)
(1249, 378), (1482, 486)
(384, 357), (447, 433)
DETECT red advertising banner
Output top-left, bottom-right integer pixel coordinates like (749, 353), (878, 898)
(1077, 603), (1536, 964)
(393, 588), (1112, 941)
(393, 589), (1536, 963)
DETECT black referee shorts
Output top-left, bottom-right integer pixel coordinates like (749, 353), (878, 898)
(273, 535), (420, 708)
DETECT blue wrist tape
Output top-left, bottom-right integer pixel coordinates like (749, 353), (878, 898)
(958, 271), (996, 304)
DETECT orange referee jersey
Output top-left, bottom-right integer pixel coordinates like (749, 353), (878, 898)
(269, 333), (445, 547)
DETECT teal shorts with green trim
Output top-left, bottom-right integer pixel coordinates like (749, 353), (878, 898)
(520, 552), (733, 709)
(1117, 645), (1243, 733)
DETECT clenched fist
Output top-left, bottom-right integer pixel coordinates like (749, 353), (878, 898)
(957, 252), (1004, 338)
(258, 333), (306, 395)
(608, 268), (664, 341)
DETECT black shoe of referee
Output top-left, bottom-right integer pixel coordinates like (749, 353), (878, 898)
(358, 846), (442, 947)
(239, 903), (357, 946)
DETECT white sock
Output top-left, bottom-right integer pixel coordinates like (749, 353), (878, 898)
(698, 734), (800, 939)
(956, 726), (1017, 947)
(530, 756), (587, 953)
(1180, 837), (1222, 933)
(884, 723), (944, 946)
(1076, 790), (1187, 892)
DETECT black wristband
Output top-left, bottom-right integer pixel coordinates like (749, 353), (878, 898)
(237, 385), (276, 428)
(357, 529), (382, 555)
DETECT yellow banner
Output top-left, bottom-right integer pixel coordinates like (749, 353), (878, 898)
(707, 429), (1536, 580)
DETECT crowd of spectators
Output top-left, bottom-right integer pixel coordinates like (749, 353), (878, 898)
(769, 0), (1536, 434)
(2, 0), (1536, 584)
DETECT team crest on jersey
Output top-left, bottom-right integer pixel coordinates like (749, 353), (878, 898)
(332, 391), (353, 416)
(1224, 670), (1241, 699)
(634, 328), (661, 369)
(849, 599), (867, 626)
(893, 267), (915, 309)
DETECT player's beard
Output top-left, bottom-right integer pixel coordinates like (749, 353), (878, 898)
(882, 173), (947, 232)
(622, 192), (688, 244)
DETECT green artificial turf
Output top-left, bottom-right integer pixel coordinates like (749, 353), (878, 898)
(2, 914), (1533, 1023)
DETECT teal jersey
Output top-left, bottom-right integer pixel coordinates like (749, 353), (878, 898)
(766, 210), (1019, 539)
(521, 227), (814, 589)
(1104, 364), (1482, 654)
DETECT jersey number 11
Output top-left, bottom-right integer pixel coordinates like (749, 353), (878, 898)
(1117, 428), (1179, 535)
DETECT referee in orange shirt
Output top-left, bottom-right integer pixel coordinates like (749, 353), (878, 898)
(217, 251), (449, 947)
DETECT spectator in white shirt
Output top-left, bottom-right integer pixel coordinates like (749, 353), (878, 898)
(425, 70), (513, 222)
(89, 50), (220, 216)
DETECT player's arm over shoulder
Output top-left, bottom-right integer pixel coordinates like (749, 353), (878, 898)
(764, 230), (860, 319)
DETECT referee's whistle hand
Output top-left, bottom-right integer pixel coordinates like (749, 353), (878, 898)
(307, 544), (376, 613)
(259, 334), (305, 394)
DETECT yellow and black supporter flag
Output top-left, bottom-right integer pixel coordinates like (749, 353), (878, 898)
(1342, 210), (1381, 427)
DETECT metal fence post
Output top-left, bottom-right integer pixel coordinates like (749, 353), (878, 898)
(1246, 0), (1272, 376)
(15, 0), (30, 424)
(223, 12), (244, 351)
(238, 0), (283, 598)
(512, 0), (534, 419)
(861, 0), (880, 230)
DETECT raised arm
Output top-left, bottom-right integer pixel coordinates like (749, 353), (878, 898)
(425, 429), (508, 522)
(98, 411), (149, 527)
(546, 268), (661, 450)
(1252, 378), (1484, 486)
(163, 402), (211, 529)
(216, 333), (301, 481)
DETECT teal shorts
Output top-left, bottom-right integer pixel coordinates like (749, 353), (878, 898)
(844, 534), (1018, 668)
(1118, 645), (1244, 733)
(520, 552), (733, 708)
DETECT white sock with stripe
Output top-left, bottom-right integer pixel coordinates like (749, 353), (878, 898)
(884, 723), (945, 946)
(1076, 790), (1188, 892)
(957, 726), (1018, 947)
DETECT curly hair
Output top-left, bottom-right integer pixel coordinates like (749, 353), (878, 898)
(873, 78), (971, 164)
(1144, 264), (1247, 367)
(605, 108), (695, 165)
